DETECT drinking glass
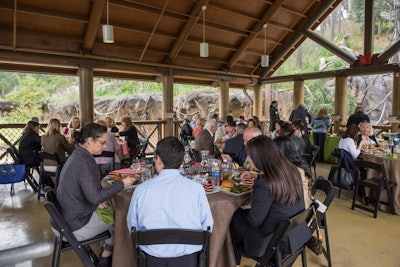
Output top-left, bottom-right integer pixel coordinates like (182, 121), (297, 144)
(131, 159), (141, 172)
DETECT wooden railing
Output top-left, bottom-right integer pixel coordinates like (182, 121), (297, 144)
(0, 120), (167, 162)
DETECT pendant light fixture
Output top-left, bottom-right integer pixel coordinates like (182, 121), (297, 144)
(261, 24), (269, 67)
(200, 5), (208, 58)
(102, 0), (114, 43)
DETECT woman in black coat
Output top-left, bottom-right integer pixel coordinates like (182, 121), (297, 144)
(19, 120), (41, 167)
(119, 116), (140, 158)
(230, 136), (308, 265)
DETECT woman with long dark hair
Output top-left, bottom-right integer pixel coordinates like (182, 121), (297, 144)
(19, 120), (41, 168)
(230, 135), (306, 265)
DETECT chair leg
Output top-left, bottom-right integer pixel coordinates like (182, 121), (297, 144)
(52, 237), (62, 267)
(323, 219), (332, 267)
(351, 182), (359, 210)
(301, 249), (307, 267)
(385, 186), (396, 215)
(373, 186), (382, 219)
(25, 172), (39, 193)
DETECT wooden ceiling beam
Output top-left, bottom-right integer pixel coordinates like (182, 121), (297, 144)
(165, 0), (209, 64)
(226, 0), (285, 69)
(82, 0), (105, 53)
(260, 0), (339, 78)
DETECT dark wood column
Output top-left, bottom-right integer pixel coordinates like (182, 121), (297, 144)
(78, 67), (94, 124)
(162, 75), (174, 138)
(334, 76), (348, 133)
(392, 72), (400, 132)
(219, 81), (229, 120)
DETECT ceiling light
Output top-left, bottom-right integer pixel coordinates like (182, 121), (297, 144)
(102, 0), (114, 43)
(200, 5), (208, 58)
(261, 24), (269, 67)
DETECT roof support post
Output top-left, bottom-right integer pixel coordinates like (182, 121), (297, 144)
(293, 80), (304, 109)
(364, 0), (374, 55)
(162, 75), (174, 138)
(264, 83), (272, 131)
(253, 84), (262, 119)
(219, 81), (230, 121)
(392, 72), (400, 132)
(334, 76), (348, 133)
(304, 30), (357, 64)
(78, 67), (94, 124)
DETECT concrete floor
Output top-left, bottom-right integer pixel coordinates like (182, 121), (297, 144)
(1, 163), (399, 267)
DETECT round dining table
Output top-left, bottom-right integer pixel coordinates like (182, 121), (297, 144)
(361, 152), (400, 214)
(102, 177), (251, 267)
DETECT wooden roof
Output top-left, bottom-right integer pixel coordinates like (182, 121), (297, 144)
(0, 0), (342, 88)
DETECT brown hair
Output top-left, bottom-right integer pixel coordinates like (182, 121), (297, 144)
(121, 117), (133, 127)
(246, 135), (303, 206)
(343, 124), (359, 141)
(23, 120), (39, 135)
(317, 108), (328, 118)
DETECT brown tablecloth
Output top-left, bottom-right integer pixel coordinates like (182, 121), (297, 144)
(361, 153), (400, 214)
(102, 178), (251, 267)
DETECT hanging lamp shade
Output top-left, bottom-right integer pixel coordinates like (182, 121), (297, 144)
(102, 24), (114, 43)
(200, 5), (208, 58)
(200, 42), (209, 58)
(261, 55), (269, 67)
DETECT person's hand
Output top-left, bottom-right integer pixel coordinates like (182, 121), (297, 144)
(240, 171), (256, 185)
(122, 176), (136, 188)
(358, 139), (368, 150)
(221, 154), (232, 162)
(97, 201), (108, 209)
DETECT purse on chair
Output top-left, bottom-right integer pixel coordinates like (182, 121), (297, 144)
(305, 205), (323, 255)
(328, 165), (355, 191)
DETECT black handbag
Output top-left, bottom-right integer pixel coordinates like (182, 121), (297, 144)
(328, 165), (355, 190)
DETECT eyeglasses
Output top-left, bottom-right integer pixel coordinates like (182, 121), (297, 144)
(96, 139), (107, 145)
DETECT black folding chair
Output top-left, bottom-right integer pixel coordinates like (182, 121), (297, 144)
(302, 145), (320, 180)
(352, 159), (397, 218)
(44, 188), (111, 267)
(241, 206), (314, 267)
(6, 145), (39, 193)
(131, 227), (211, 267)
(37, 152), (63, 200)
(310, 177), (339, 267)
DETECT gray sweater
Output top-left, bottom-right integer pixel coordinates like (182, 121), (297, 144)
(57, 145), (123, 231)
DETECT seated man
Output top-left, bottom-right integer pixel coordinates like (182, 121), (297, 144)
(127, 136), (213, 267)
(194, 119), (218, 156)
(223, 123), (247, 157)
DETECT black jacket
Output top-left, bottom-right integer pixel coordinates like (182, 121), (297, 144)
(18, 133), (41, 167)
(346, 112), (369, 127)
(119, 125), (140, 149)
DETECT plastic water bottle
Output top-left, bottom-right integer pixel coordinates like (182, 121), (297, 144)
(220, 159), (230, 183)
(211, 163), (220, 186)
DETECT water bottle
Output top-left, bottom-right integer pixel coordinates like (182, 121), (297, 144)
(184, 146), (192, 164)
(211, 163), (220, 186)
(220, 159), (230, 183)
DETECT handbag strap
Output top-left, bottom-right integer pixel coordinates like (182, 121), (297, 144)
(308, 205), (321, 238)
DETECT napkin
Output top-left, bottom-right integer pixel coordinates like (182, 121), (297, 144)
(109, 168), (142, 175)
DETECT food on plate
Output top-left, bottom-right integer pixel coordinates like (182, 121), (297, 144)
(231, 184), (252, 194)
(220, 180), (235, 191)
(110, 172), (123, 180)
(232, 162), (239, 170)
(203, 180), (214, 192)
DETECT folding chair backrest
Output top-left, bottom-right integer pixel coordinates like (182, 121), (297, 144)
(44, 188), (97, 267)
(354, 159), (385, 179)
(311, 177), (339, 209)
(131, 227), (211, 267)
(7, 145), (20, 164)
(257, 206), (314, 267)
(38, 151), (63, 187)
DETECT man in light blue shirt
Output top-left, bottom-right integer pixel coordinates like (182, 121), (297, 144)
(127, 136), (213, 266)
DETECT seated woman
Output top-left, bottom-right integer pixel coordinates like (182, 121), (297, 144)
(292, 119), (312, 154)
(104, 116), (119, 133)
(19, 120), (41, 168)
(42, 118), (75, 171)
(230, 136), (307, 265)
(339, 124), (368, 159)
(274, 136), (313, 208)
(271, 120), (284, 139)
(118, 117), (140, 159)
(192, 118), (205, 138)
(357, 120), (379, 147)
(56, 123), (136, 267)
(63, 116), (81, 140)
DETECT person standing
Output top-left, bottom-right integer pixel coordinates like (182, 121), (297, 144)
(289, 103), (312, 135)
(269, 100), (280, 132)
(312, 108), (331, 162)
(127, 136), (213, 267)
(194, 119), (218, 156)
(346, 105), (369, 127)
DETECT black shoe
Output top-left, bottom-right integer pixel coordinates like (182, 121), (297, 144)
(97, 256), (112, 267)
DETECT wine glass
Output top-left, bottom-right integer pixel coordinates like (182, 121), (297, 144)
(131, 159), (141, 172)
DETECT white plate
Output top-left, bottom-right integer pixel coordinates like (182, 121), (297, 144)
(219, 187), (252, 196)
